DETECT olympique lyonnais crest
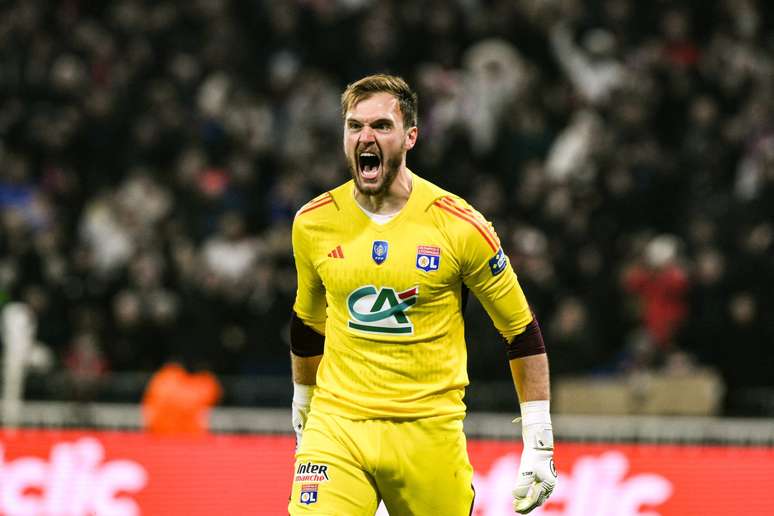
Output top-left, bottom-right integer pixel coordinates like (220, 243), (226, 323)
(300, 484), (318, 505)
(416, 245), (441, 272)
(372, 240), (389, 264)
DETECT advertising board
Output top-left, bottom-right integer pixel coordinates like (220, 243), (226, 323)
(1, 430), (772, 515)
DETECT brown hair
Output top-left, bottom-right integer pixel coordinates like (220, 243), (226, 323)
(341, 73), (418, 128)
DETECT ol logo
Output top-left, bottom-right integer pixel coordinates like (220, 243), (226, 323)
(416, 245), (441, 272)
(347, 285), (419, 335)
(300, 484), (318, 505)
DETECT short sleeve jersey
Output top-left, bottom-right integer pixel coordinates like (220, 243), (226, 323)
(292, 173), (533, 419)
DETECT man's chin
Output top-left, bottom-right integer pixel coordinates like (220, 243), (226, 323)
(350, 161), (397, 197)
(354, 179), (383, 196)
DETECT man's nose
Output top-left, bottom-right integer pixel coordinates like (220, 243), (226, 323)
(358, 125), (376, 142)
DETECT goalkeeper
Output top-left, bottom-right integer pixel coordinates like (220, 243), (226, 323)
(289, 73), (556, 515)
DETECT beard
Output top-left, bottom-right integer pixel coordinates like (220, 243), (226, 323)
(348, 151), (403, 197)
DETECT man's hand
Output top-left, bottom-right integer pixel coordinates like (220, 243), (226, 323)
(513, 401), (557, 514)
(292, 383), (315, 450)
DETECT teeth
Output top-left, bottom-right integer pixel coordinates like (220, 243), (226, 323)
(360, 152), (377, 157)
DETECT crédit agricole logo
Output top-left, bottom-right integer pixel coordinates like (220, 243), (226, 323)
(347, 285), (419, 334)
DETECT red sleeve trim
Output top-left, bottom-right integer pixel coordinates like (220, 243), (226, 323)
(296, 193), (333, 217)
(433, 198), (499, 252)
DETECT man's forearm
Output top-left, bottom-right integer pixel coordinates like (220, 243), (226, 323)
(291, 352), (322, 385)
(510, 352), (556, 515)
(509, 353), (550, 402)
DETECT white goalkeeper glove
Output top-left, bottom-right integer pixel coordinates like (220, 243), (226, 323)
(292, 383), (315, 450)
(513, 400), (557, 514)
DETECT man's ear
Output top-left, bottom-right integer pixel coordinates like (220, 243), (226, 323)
(405, 126), (418, 150)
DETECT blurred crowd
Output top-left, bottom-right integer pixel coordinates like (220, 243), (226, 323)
(0, 0), (772, 412)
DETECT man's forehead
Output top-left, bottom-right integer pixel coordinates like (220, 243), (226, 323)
(346, 92), (401, 120)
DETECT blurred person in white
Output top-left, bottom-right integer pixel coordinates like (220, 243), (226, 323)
(115, 168), (172, 233)
(544, 109), (603, 184)
(414, 37), (530, 162)
(735, 134), (774, 202)
(201, 211), (261, 294)
(461, 38), (530, 156)
(550, 22), (625, 106)
(78, 191), (135, 276)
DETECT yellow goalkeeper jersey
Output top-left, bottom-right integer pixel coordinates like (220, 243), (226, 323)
(292, 173), (533, 419)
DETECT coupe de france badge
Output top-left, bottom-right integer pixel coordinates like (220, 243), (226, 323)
(372, 241), (389, 265)
(416, 245), (441, 272)
(489, 248), (507, 276)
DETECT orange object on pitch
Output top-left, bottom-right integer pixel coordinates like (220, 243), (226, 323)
(141, 362), (222, 435)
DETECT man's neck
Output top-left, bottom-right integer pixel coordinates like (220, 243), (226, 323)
(354, 168), (413, 215)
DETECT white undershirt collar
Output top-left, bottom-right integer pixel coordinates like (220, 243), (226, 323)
(353, 173), (413, 225)
(357, 204), (398, 225)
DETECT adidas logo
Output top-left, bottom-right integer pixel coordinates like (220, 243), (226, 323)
(327, 245), (344, 258)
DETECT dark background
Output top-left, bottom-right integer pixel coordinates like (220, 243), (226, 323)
(1, 0), (772, 415)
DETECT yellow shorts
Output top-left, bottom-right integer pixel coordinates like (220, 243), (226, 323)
(288, 411), (474, 515)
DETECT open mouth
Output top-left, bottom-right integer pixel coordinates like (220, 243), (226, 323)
(358, 152), (381, 180)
